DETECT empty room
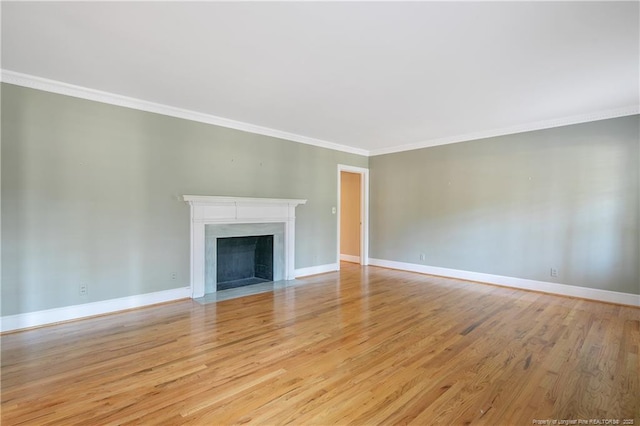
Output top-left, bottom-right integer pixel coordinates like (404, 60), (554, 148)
(1, 1), (639, 425)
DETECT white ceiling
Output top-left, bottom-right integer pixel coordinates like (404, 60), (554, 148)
(2, 1), (639, 156)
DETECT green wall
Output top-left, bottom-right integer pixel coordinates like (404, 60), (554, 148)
(3, 82), (638, 317)
(370, 115), (640, 295)
(1, 84), (367, 315)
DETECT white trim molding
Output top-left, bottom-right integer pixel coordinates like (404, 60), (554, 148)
(0, 287), (190, 333)
(4, 70), (636, 159)
(337, 164), (370, 268)
(340, 254), (361, 263)
(295, 263), (339, 278)
(369, 105), (640, 156)
(0, 69), (368, 157)
(183, 195), (307, 298)
(369, 258), (640, 307)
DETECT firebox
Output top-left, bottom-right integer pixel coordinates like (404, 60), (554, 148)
(216, 235), (274, 290)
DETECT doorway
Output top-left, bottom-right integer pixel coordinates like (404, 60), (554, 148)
(337, 165), (369, 268)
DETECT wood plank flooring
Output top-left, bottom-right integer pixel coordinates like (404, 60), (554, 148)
(2, 263), (639, 425)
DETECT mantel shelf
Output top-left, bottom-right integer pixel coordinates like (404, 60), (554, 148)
(183, 195), (307, 206)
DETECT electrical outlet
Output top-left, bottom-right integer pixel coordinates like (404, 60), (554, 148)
(550, 268), (558, 277)
(171, 272), (177, 280)
(79, 284), (88, 296)
(419, 253), (426, 261)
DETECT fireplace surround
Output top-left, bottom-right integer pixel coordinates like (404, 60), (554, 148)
(183, 196), (307, 297)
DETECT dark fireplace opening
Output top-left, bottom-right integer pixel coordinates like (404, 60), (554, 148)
(216, 235), (274, 291)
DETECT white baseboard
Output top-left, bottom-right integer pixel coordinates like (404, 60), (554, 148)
(369, 258), (640, 307)
(340, 254), (361, 263)
(295, 263), (339, 278)
(0, 287), (191, 333)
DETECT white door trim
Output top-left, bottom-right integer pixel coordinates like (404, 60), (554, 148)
(337, 165), (370, 268)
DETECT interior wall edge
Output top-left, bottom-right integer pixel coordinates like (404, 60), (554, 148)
(368, 258), (640, 307)
(294, 263), (339, 278)
(0, 287), (191, 333)
(0, 71), (368, 157)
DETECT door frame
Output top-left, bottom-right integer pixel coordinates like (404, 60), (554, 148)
(337, 164), (369, 268)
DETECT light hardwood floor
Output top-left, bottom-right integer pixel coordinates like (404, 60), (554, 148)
(2, 263), (639, 425)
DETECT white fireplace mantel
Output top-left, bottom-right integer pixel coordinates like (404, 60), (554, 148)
(183, 195), (307, 298)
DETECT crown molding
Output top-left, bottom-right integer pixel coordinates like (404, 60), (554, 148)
(0, 69), (369, 157)
(369, 104), (640, 156)
(2, 69), (637, 158)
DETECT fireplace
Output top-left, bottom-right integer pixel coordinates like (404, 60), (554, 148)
(183, 196), (307, 298)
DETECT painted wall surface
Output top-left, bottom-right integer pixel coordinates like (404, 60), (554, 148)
(370, 116), (640, 295)
(340, 171), (361, 257)
(1, 84), (368, 315)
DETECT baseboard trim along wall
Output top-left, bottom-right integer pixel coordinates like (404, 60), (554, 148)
(2, 263), (339, 332)
(6, 259), (634, 333)
(340, 254), (361, 263)
(368, 258), (640, 307)
(0, 287), (191, 333)
(295, 263), (339, 278)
